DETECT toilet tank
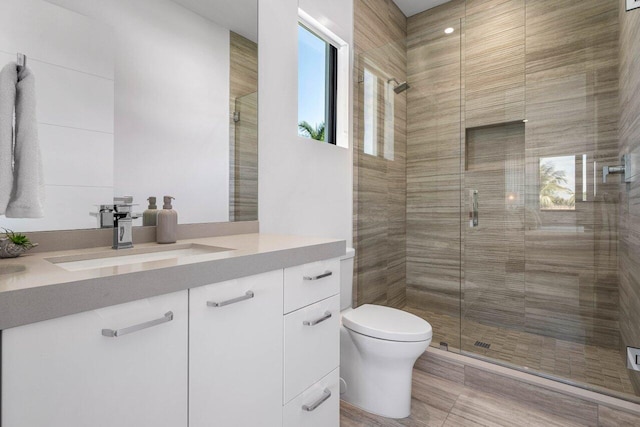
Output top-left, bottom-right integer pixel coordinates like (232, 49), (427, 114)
(340, 248), (355, 310)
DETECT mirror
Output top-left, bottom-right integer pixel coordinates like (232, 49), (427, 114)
(0, 0), (258, 232)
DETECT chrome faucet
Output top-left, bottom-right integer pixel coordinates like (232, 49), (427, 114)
(90, 197), (138, 249)
(112, 196), (136, 249)
(94, 205), (115, 229)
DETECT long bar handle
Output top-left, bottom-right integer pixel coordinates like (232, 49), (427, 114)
(303, 311), (332, 326)
(303, 271), (332, 281)
(207, 290), (254, 308)
(469, 190), (479, 228)
(302, 389), (332, 412)
(102, 311), (173, 337)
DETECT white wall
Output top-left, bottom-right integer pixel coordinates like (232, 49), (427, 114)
(44, 0), (230, 226)
(0, 0), (114, 232)
(259, 0), (354, 244)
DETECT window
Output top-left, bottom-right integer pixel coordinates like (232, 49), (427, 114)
(362, 66), (395, 160)
(539, 156), (576, 210)
(363, 68), (377, 156)
(298, 24), (338, 144)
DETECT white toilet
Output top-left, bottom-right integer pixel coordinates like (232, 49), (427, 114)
(339, 248), (432, 419)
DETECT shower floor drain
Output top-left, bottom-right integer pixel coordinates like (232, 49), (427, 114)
(474, 341), (491, 349)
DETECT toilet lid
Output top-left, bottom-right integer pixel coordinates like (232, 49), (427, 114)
(342, 305), (432, 342)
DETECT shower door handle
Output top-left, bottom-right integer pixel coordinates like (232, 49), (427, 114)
(469, 190), (478, 228)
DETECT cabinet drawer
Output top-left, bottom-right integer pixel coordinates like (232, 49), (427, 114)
(284, 258), (340, 313)
(284, 294), (340, 403)
(283, 368), (340, 427)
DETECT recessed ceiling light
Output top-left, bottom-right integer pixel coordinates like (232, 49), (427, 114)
(444, 27), (454, 34)
(523, 119), (529, 123)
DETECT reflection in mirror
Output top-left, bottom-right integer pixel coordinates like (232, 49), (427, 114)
(229, 32), (258, 222)
(0, 0), (258, 233)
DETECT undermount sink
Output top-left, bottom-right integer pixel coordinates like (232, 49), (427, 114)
(46, 243), (233, 272)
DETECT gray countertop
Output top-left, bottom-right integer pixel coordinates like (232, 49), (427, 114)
(0, 233), (345, 330)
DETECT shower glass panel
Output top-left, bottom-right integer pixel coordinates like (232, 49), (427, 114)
(404, 19), (463, 352)
(354, 24), (410, 313)
(458, 0), (630, 397)
(461, 122), (628, 395)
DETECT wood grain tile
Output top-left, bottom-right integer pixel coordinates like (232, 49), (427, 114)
(414, 349), (465, 384)
(341, 356), (640, 426)
(229, 32), (258, 222)
(618, 0), (640, 396)
(406, 5), (462, 326)
(464, 365), (599, 426)
(463, 122), (526, 331)
(465, 0), (525, 126)
(445, 388), (589, 427)
(598, 405), (640, 427)
(354, 0), (408, 309)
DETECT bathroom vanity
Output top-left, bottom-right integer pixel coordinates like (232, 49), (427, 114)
(0, 233), (344, 427)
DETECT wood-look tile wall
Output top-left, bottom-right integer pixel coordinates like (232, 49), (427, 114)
(406, 1), (465, 345)
(229, 32), (258, 222)
(522, 0), (620, 348)
(465, 0), (525, 128)
(353, 0), (407, 308)
(618, 0), (640, 395)
(463, 122), (526, 330)
(405, 0), (621, 349)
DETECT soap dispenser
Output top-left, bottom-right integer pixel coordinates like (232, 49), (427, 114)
(157, 196), (177, 244)
(143, 197), (158, 226)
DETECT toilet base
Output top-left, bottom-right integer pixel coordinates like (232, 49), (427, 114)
(340, 326), (430, 419)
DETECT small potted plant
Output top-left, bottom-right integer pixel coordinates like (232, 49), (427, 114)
(0, 228), (38, 258)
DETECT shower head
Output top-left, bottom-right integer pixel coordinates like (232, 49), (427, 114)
(388, 78), (410, 94)
(393, 82), (410, 93)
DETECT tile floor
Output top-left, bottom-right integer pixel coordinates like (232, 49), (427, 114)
(339, 359), (640, 427)
(340, 368), (590, 426)
(404, 306), (636, 397)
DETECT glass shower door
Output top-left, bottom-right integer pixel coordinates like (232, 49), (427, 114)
(461, 122), (526, 356)
(404, 18), (463, 352)
(461, 108), (629, 395)
(458, 0), (633, 398)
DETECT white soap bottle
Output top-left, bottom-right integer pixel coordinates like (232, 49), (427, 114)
(156, 196), (177, 244)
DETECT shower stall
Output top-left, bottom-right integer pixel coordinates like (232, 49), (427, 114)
(354, 0), (636, 400)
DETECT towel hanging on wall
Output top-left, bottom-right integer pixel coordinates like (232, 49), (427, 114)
(0, 63), (17, 214)
(0, 61), (44, 218)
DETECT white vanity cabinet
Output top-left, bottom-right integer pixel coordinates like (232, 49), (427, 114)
(188, 269), (284, 427)
(283, 258), (341, 427)
(1, 290), (188, 427)
(0, 254), (342, 427)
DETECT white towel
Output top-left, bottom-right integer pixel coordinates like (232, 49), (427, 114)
(0, 63), (17, 214)
(4, 64), (44, 218)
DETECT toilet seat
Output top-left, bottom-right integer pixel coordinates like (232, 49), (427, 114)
(342, 304), (432, 342)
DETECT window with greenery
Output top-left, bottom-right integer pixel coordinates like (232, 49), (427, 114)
(539, 156), (576, 210)
(298, 24), (338, 144)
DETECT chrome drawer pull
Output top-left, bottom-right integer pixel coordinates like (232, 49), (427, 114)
(303, 271), (332, 281)
(303, 311), (332, 326)
(302, 389), (331, 412)
(207, 290), (254, 307)
(102, 311), (173, 337)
